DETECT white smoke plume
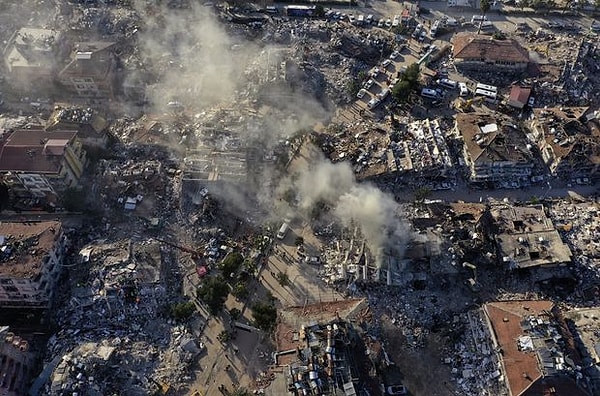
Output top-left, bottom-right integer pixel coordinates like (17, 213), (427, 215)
(297, 160), (410, 265)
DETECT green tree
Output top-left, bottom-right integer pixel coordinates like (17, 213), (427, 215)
(314, 4), (325, 17)
(229, 307), (241, 320)
(477, 0), (491, 34)
(414, 187), (432, 202)
(220, 252), (244, 279)
(404, 63), (420, 83)
(251, 302), (278, 333)
(232, 282), (250, 300)
(197, 276), (229, 315)
(170, 301), (196, 320)
(391, 80), (413, 103)
(347, 79), (360, 97)
(275, 272), (291, 287)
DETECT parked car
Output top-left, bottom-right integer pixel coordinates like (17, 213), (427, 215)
(304, 256), (321, 265)
(390, 50), (400, 60)
(357, 88), (368, 99)
(382, 59), (392, 68)
(363, 79), (375, 89)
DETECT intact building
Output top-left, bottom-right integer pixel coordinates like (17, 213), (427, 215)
(0, 128), (87, 190)
(455, 113), (540, 188)
(57, 41), (117, 98)
(452, 33), (529, 71)
(483, 301), (589, 396)
(485, 204), (572, 273)
(0, 221), (66, 310)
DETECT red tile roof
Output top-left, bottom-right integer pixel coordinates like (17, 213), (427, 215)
(509, 86), (532, 108)
(453, 33), (529, 63)
(484, 301), (554, 396)
(0, 129), (76, 174)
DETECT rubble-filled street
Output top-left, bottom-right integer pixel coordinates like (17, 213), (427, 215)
(0, 1), (600, 396)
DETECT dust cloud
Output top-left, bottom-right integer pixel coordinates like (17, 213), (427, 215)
(297, 160), (410, 266)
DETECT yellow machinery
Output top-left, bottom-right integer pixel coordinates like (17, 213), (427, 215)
(455, 96), (485, 112)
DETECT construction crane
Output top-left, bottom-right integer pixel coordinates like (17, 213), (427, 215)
(154, 237), (204, 259)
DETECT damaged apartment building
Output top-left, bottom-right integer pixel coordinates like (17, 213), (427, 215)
(0, 127), (86, 210)
(465, 301), (590, 396)
(275, 299), (375, 396)
(455, 113), (541, 189)
(452, 33), (530, 72)
(0, 326), (36, 396)
(482, 203), (573, 281)
(528, 107), (600, 181)
(0, 221), (67, 321)
(182, 146), (247, 207)
(3, 27), (117, 99)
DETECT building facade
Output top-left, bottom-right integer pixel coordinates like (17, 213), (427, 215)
(0, 221), (66, 309)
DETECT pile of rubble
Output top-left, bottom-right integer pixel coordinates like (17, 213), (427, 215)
(39, 238), (203, 395)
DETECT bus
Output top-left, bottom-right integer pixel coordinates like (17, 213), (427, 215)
(476, 83), (497, 93)
(276, 222), (290, 239)
(474, 89), (497, 102)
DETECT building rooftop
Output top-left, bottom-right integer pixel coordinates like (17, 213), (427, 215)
(452, 33), (529, 63)
(484, 301), (586, 396)
(0, 221), (62, 278)
(456, 113), (535, 165)
(58, 41), (115, 80)
(508, 86), (532, 109)
(0, 128), (77, 174)
(4, 28), (62, 71)
(488, 204), (572, 269)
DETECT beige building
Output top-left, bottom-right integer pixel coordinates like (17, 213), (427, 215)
(0, 128), (87, 190)
(455, 113), (538, 188)
(0, 221), (66, 309)
(452, 33), (529, 71)
(2, 28), (68, 91)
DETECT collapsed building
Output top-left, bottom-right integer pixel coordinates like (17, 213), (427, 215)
(0, 221), (66, 318)
(45, 105), (110, 148)
(275, 299), (378, 396)
(455, 113), (541, 188)
(528, 107), (600, 181)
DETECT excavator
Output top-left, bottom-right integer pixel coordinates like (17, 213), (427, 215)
(454, 96), (485, 112)
(154, 238), (209, 277)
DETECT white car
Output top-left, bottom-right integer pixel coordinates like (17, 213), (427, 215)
(367, 98), (380, 109)
(370, 67), (381, 78)
(458, 82), (469, 97)
(382, 59), (392, 68)
(390, 50), (400, 60)
(385, 18), (392, 28)
(363, 79), (375, 89)
(357, 88), (368, 99)
(377, 19), (384, 28)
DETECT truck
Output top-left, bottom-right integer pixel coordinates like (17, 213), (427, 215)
(276, 222), (290, 240)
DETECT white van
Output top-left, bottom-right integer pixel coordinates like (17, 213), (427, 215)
(437, 78), (457, 89)
(276, 223), (289, 240)
(459, 82), (469, 97)
(421, 88), (439, 99)
(471, 15), (488, 24)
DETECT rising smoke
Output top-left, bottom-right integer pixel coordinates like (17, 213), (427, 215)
(297, 160), (410, 266)
(133, 4), (410, 261)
